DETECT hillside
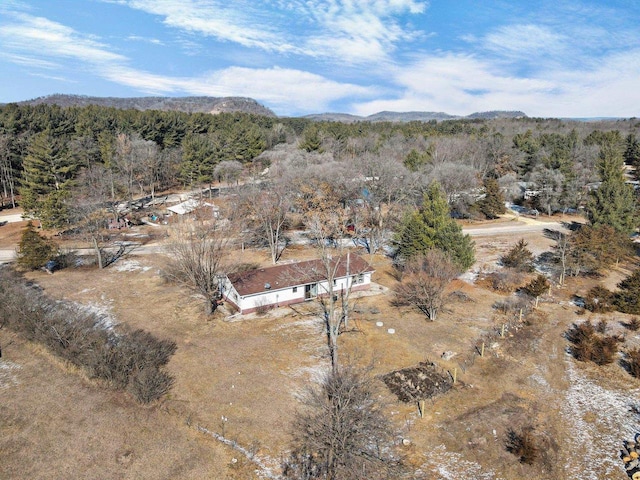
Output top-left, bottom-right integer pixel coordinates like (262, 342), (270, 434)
(304, 109), (527, 123)
(15, 94), (277, 117)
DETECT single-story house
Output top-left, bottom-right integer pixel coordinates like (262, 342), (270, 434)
(167, 199), (219, 217)
(221, 253), (374, 314)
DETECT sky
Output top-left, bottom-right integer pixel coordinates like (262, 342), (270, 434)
(0, 0), (639, 118)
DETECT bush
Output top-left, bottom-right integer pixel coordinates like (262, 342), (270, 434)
(487, 269), (526, 293)
(501, 239), (535, 272)
(622, 348), (640, 379)
(615, 269), (640, 314)
(622, 317), (640, 331)
(584, 286), (615, 313)
(0, 267), (177, 403)
(493, 296), (530, 316)
(506, 426), (539, 465)
(128, 367), (175, 404)
(566, 321), (621, 365)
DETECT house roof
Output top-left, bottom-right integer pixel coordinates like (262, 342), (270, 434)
(167, 199), (200, 215)
(228, 253), (374, 297)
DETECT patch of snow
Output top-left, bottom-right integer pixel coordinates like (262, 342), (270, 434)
(419, 444), (500, 479)
(112, 259), (151, 272)
(562, 358), (640, 478)
(76, 301), (117, 329)
(0, 360), (21, 390)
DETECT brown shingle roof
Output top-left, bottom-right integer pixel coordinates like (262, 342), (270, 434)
(228, 254), (374, 297)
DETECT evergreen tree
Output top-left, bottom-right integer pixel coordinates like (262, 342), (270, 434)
(624, 134), (640, 166)
(16, 221), (57, 270)
(586, 144), (637, 234)
(395, 182), (475, 270)
(21, 129), (78, 225)
(615, 269), (640, 314)
(501, 239), (535, 272)
(478, 177), (506, 219)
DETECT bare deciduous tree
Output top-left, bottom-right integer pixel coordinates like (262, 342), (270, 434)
(393, 249), (460, 321)
(165, 217), (231, 315)
(240, 182), (291, 264)
(283, 363), (404, 480)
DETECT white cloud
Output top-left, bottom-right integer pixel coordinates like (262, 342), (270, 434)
(105, 0), (428, 64)
(0, 13), (126, 64)
(351, 49), (640, 118)
(484, 24), (568, 58)
(102, 64), (376, 114)
(0, 10), (375, 114)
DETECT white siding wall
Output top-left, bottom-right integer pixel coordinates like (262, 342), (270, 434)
(224, 272), (372, 313)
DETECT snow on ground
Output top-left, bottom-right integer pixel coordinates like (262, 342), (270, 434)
(562, 357), (640, 479)
(0, 360), (21, 390)
(418, 444), (501, 480)
(112, 259), (152, 272)
(75, 301), (117, 329)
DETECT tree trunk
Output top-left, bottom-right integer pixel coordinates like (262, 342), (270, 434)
(93, 237), (103, 269)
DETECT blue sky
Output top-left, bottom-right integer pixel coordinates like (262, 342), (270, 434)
(1, 0), (638, 117)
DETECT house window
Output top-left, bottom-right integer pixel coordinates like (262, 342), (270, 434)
(352, 274), (364, 284)
(333, 279), (337, 286)
(293, 286), (298, 293)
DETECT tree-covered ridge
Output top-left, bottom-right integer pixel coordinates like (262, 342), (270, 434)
(0, 101), (639, 232)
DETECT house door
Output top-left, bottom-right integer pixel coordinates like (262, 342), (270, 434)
(305, 283), (318, 299)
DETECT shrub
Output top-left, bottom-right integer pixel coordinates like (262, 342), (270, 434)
(506, 426), (539, 465)
(487, 269), (526, 293)
(584, 286), (615, 313)
(522, 275), (550, 303)
(501, 239), (535, 272)
(0, 267), (177, 403)
(566, 321), (621, 365)
(622, 317), (640, 331)
(615, 269), (640, 314)
(622, 348), (640, 379)
(493, 296), (530, 316)
(128, 367), (175, 404)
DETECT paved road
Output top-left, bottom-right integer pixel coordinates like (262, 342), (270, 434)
(463, 221), (565, 237)
(0, 219), (569, 265)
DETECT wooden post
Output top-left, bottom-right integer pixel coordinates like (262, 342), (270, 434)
(418, 400), (425, 418)
(519, 308), (523, 322)
(453, 368), (457, 384)
(500, 324), (506, 337)
(480, 342), (485, 357)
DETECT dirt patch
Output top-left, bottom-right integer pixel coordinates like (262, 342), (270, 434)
(382, 361), (453, 402)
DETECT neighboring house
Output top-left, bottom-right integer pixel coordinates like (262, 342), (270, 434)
(167, 199), (219, 217)
(222, 254), (374, 314)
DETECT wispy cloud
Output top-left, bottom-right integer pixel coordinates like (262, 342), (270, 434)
(0, 10), (374, 114)
(126, 35), (163, 46)
(483, 24), (568, 58)
(105, 0), (428, 64)
(0, 13), (126, 63)
(352, 48), (640, 118)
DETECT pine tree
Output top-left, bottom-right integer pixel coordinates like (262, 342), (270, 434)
(623, 134), (640, 167)
(615, 269), (640, 314)
(501, 239), (535, 272)
(16, 221), (57, 270)
(478, 177), (506, 219)
(586, 144), (638, 234)
(395, 182), (475, 270)
(21, 129), (78, 226)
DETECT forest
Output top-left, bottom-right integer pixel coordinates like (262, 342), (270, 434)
(3, 102), (640, 479)
(1, 102), (639, 234)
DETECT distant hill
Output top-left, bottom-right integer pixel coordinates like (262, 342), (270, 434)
(15, 94), (277, 117)
(10, 94), (530, 122)
(303, 110), (526, 123)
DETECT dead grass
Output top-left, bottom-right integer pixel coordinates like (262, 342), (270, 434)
(2, 224), (639, 479)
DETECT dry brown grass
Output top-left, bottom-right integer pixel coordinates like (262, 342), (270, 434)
(2, 223), (639, 479)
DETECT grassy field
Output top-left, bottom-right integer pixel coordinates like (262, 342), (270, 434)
(1, 214), (639, 479)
